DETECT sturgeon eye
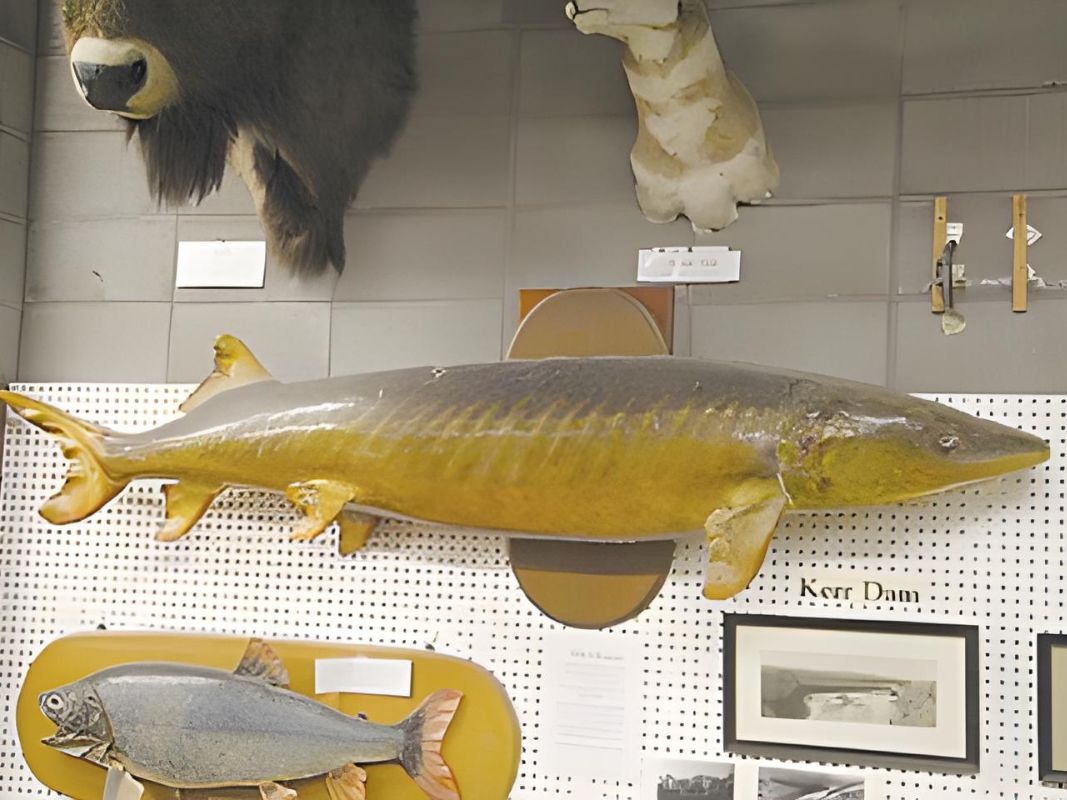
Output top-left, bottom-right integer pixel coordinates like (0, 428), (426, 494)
(939, 434), (960, 451)
(45, 694), (64, 710)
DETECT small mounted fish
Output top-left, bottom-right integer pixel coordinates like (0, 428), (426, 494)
(0, 334), (1049, 605)
(37, 638), (463, 799)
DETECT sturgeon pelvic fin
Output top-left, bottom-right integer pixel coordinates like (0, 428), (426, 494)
(0, 391), (128, 524)
(326, 764), (367, 800)
(398, 689), (463, 800)
(234, 639), (290, 688)
(703, 477), (788, 600)
(286, 480), (357, 542)
(181, 334), (274, 413)
(338, 510), (379, 555)
(157, 481), (223, 542)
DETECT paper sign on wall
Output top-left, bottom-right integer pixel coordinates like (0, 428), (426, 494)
(540, 631), (642, 783)
(315, 657), (413, 697)
(176, 241), (267, 289)
(638, 246), (741, 283)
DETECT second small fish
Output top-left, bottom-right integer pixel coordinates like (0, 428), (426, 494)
(37, 639), (463, 800)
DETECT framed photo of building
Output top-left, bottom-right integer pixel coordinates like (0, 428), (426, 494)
(1038, 633), (1067, 781)
(723, 614), (980, 773)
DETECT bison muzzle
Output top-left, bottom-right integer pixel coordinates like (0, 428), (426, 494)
(70, 37), (176, 119)
(60, 0), (419, 276)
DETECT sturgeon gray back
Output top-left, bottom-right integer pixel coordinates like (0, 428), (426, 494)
(123, 357), (806, 446)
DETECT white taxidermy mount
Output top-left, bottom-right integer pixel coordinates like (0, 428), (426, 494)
(566, 0), (779, 232)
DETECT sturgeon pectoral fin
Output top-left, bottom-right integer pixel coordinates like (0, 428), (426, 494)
(326, 764), (367, 800)
(181, 334), (274, 413)
(338, 510), (379, 556)
(234, 638), (290, 687)
(703, 478), (788, 600)
(286, 480), (357, 542)
(157, 481), (223, 542)
(259, 784), (297, 800)
(103, 766), (144, 800)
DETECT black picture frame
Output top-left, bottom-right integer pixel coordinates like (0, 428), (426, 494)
(723, 613), (980, 774)
(1038, 633), (1067, 782)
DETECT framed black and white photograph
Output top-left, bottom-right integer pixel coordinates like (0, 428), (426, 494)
(723, 615), (980, 773)
(640, 757), (734, 799)
(1038, 633), (1067, 782)
(757, 765), (867, 799)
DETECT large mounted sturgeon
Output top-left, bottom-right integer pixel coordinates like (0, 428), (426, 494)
(0, 335), (1050, 601)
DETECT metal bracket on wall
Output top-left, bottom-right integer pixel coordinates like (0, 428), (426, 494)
(1013, 194), (1029, 313)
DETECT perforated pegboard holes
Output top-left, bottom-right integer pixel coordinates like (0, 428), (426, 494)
(0, 387), (1063, 798)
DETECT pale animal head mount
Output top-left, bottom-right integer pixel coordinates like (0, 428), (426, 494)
(567, 0), (779, 232)
(60, 0), (418, 275)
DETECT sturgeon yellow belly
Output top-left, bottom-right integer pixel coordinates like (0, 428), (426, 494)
(0, 334), (1049, 602)
(336, 425), (770, 539)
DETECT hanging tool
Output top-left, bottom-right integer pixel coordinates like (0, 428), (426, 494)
(936, 239), (966, 335)
(931, 197), (964, 335)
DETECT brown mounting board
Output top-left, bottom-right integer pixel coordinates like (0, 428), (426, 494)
(18, 631), (521, 800)
(506, 288), (677, 629)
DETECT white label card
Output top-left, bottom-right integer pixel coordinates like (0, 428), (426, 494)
(638, 246), (741, 283)
(314, 657), (413, 698)
(176, 240), (267, 289)
(540, 631), (642, 783)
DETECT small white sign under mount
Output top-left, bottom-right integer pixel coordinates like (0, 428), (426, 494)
(637, 246), (741, 283)
(176, 240), (267, 289)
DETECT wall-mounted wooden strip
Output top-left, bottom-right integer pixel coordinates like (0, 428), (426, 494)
(931, 196), (947, 313)
(1012, 194), (1028, 313)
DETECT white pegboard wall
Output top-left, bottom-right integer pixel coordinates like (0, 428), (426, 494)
(0, 385), (1063, 799)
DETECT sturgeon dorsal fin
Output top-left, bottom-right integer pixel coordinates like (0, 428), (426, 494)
(180, 334), (274, 413)
(235, 639), (290, 688)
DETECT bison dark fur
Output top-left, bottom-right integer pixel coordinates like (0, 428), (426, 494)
(61, 0), (418, 275)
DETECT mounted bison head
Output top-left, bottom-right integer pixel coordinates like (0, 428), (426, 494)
(60, 0), (418, 275)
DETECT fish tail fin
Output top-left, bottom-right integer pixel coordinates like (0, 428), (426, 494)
(397, 689), (463, 800)
(0, 390), (127, 523)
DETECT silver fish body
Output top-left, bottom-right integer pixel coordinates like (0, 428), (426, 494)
(37, 640), (464, 799)
(90, 663), (401, 787)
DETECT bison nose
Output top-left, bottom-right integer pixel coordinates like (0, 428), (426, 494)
(68, 37), (166, 119)
(72, 57), (148, 113)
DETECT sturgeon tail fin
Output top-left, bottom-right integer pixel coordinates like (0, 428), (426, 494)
(397, 689), (463, 800)
(0, 391), (127, 524)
